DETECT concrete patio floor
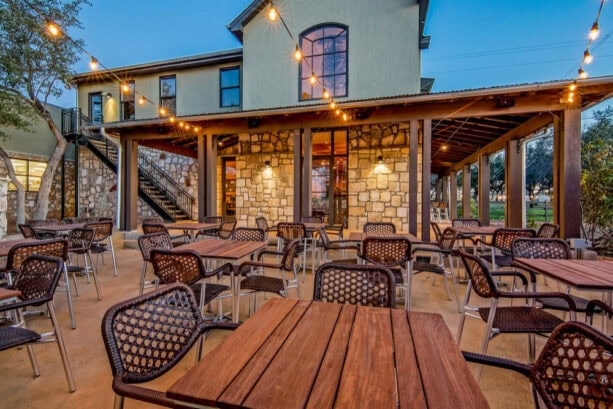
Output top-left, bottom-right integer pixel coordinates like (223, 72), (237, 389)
(0, 234), (606, 409)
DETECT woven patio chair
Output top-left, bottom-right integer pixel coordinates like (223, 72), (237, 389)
(101, 284), (238, 409)
(276, 222), (309, 281)
(0, 255), (75, 392)
(301, 216), (324, 223)
(196, 216), (222, 239)
(476, 228), (536, 269)
(585, 299), (613, 327)
(317, 227), (360, 264)
(359, 236), (413, 310)
(512, 238), (593, 314)
(30, 219), (60, 239)
(65, 228), (102, 301)
(142, 221), (188, 246)
(218, 220), (237, 240)
(237, 239), (302, 312)
(363, 221), (396, 234)
(325, 216), (348, 239)
(149, 249), (231, 315)
(457, 250), (576, 379)
(462, 321), (612, 409)
(137, 232), (173, 295)
(233, 227), (266, 242)
(451, 218), (481, 228)
(536, 222), (559, 238)
(412, 227), (462, 312)
(255, 216), (277, 247)
(18, 223), (41, 239)
(430, 221), (443, 243)
(85, 220), (118, 277)
(313, 262), (395, 308)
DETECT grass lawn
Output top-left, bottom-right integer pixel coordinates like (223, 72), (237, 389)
(457, 201), (554, 223)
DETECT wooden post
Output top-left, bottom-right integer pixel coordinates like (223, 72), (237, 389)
(302, 128), (312, 220)
(205, 134), (217, 216)
(442, 176), (449, 204)
(119, 139), (138, 231)
(409, 120), (419, 235)
(553, 109), (582, 238)
(293, 128), (302, 222)
(197, 135), (206, 221)
(435, 177), (442, 202)
(478, 154), (490, 225)
(449, 172), (458, 220)
(421, 119), (431, 241)
(505, 139), (525, 228)
(462, 164), (471, 218)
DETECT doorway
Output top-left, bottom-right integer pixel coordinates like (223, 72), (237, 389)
(88, 93), (103, 123)
(222, 157), (236, 220)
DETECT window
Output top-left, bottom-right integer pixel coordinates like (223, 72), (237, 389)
(7, 158), (47, 192)
(89, 93), (103, 123)
(159, 75), (176, 116)
(300, 24), (348, 101)
(120, 80), (135, 120)
(220, 67), (240, 107)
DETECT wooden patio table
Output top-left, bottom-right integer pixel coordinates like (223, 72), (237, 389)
(0, 238), (39, 258)
(34, 222), (84, 233)
(167, 298), (490, 409)
(512, 258), (613, 291)
(165, 222), (219, 242)
(179, 239), (268, 322)
(347, 231), (421, 243)
(453, 225), (498, 237)
(0, 288), (21, 301)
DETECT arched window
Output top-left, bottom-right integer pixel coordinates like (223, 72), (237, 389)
(299, 24), (347, 101)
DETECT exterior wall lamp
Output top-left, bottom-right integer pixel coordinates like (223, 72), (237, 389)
(265, 160), (271, 169)
(377, 156), (384, 164)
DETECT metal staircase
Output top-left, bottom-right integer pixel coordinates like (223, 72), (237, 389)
(62, 109), (194, 222)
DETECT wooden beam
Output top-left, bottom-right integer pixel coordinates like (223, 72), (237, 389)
(478, 154), (490, 225)
(505, 139), (525, 228)
(421, 119), (431, 241)
(293, 129), (302, 222)
(205, 134), (217, 216)
(409, 120), (419, 235)
(197, 135), (206, 221)
(462, 164), (471, 218)
(120, 139), (138, 230)
(449, 172), (458, 219)
(139, 139), (197, 159)
(302, 128), (312, 220)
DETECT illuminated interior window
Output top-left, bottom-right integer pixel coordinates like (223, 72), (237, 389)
(7, 158), (47, 192)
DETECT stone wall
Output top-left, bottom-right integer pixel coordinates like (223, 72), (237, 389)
(0, 178), (7, 238)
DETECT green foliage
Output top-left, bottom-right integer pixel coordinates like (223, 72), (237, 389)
(525, 133), (553, 196)
(489, 151), (505, 196)
(581, 107), (613, 242)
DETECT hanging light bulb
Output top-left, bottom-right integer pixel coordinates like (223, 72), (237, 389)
(169, 116), (175, 123)
(335, 109), (341, 116)
(569, 83), (577, 91)
(194, 126), (200, 132)
(583, 49), (593, 64)
(138, 96), (146, 105)
(268, 3), (278, 21)
(589, 21), (600, 40)
(329, 101), (336, 109)
(121, 83), (130, 93)
(185, 124), (190, 130)
(46, 21), (60, 37)
(578, 68), (588, 79)
(159, 107), (167, 116)
(342, 113), (348, 121)
(441, 144), (448, 152)
(568, 94), (574, 103)
(89, 57), (99, 71)
(294, 46), (302, 61)
(322, 89), (330, 99)
(309, 72), (316, 85)
(179, 121), (184, 128)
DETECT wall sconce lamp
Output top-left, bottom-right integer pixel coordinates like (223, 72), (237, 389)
(264, 160), (271, 169)
(376, 156), (384, 164)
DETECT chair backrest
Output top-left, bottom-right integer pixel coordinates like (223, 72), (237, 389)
(458, 250), (498, 299)
(12, 255), (64, 304)
(30, 219), (59, 227)
(363, 222), (396, 234)
(337, 216), (348, 235)
(200, 216), (222, 225)
(279, 239), (301, 272)
(452, 218), (481, 228)
(218, 220), (237, 240)
(142, 223), (168, 235)
(361, 236), (412, 268)
(66, 228), (95, 253)
(301, 216), (324, 223)
(142, 217), (164, 224)
(430, 222), (442, 242)
(101, 284), (204, 383)
(84, 221), (113, 242)
(314, 262), (396, 308)
(138, 232), (173, 262)
(276, 222), (306, 244)
(438, 227), (458, 251)
(491, 228), (536, 254)
(512, 238), (571, 260)
(233, 227), (266, 242)
(150, 249), (204, 285)
(317, 228), (333, 250)
(530, 321), (612, 409)
(585, 299), (613, 325)
(18, 223), (39, 239)
(255, 217), (270, 231)
(536, 223), (560, 238)
(6, 239), (68, 271)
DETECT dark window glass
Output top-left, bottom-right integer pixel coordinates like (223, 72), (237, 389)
(159, 75), (176, 115)
(89, 93), (103, 123)
(299, 24), (348, 101)
(220, 67), (240, 107)
(121, 80), (135, 120)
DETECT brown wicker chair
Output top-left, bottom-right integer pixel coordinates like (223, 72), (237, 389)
(149, 249), (231, 314)
(101, 284), (238, 409)
(462, 321), (612, 409)
(457, 250), (576, 379)
(142, 222), (188, 246)
(0, 255), (75, 392)
(430, 221), (443, 243)
(317, 227), (360, 264)
(66, 228), (102, 301)
(536, 222), (559, 238)
(363, 221), (396, 234)
(18, 223), (41, 239)
(218, 220), (237, 240)
(313, 262), (395, 308)
(196, 216), (222, 239)
(276, 222), (309, 281)
(452, 218), (481, 228)
(412, 227), (461, 312)
(359, 236), (413, 310)
(85, 220), (118, 277)
(585, 299), (613, 326)
(233, 227), (266, 242)
(476, 228), (536, 269)
(255, 217), (277, 247)
(301, 216), (324, 223)
(325, 216), (348, 239)
(30, 219), (60, 239)
(137, 232), (173, 295)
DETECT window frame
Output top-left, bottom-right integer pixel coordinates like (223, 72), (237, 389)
(120, 80), (135, 121)
(159, 75), (177, 116)
(219, 66), (241, 108)
(7, 158), (47, 192)
(88, 92), (103, 123)
(299, 23), (348, 102)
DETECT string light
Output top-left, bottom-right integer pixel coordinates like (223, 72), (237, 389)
(322, 89), (330, 99)
(121, 83), (130, 93)
(169, 117), (175, 123)
(578, 68), (588, 79)
(441, 144), (448, 151)
(583, 49), (593, 64)
(309, 72), (317, 85)
(342, 113), (348, 121)
(138, 96), (146, 105)
(159, 107), (167, 116)
(89, 57), (98, 71)
(294, 46), (302, 61)
(329, 101), (336, 109)
(268, 3), (278, 21)
(569, 83), (577, 91)
(46, 21), (60, 37)
(589, 21), (600, 40)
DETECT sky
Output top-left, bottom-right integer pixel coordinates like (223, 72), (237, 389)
(55, 0), (613, 119)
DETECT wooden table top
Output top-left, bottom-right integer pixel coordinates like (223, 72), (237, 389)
(165, 222), (218, 231)
(453, 225), (498, 236)
(0, 238), (38, 257)
(34, 223), (84, 232)
(167, 299), (489, 409)
(179, 239), (267, 260)
(513, 258), (613, 290)
(347, 231), (421, 243)
(0, 288), (21, 301)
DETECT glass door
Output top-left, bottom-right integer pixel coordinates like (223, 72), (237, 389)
(88, 93), (103, 123)
(222, 157), (236, 220)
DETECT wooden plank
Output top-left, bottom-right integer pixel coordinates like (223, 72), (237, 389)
(449, 172), (458, 219)
(334, 306), (396, 408)
(241, 301), (343, 409)
(218, 300), (312, 407)
(166, 298), (299, 407)
(391, 309), (427, 409)
(0, 288), (21, 301)
(306, 304), (357, 409)
(408, 312), (490, 409)
(180, 240), (267, 260)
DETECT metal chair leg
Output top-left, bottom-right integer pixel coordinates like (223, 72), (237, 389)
(88, 252), (102, 301)
(476, 299), (498, 381)
(108, 237), (118, 277)
(62, 264), (76, 329)
(113, 395), (124, 409)
(48, 302), (76, 392)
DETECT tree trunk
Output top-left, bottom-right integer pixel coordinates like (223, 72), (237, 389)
(32, 111), (67, 220)
(0, 146), (25, 227)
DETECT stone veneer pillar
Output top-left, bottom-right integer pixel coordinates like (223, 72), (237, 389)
(0, 177), (7, 239)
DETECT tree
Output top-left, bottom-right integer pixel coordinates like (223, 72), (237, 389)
(525, 133), (553, 197)
(0, 0), (90, 224)
(489, 151), (505, 198)
(581, 107), (613, 251)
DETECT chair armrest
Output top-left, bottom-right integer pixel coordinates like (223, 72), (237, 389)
(473, 237), (492, 247)
(490, 270), (531, 286)
(586, 299), (613, 319)
(238, 261), (281, 276)
(412, 246), (450, 256)
(256, 250), (284, 260)
(204, 262), (234, 279)
(200, 321), (241, 333)
(499, 291), (577, 312)
(0, 295), (53, 313)
(113, 378), (175, 408)
(462, 351), (531, 377)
